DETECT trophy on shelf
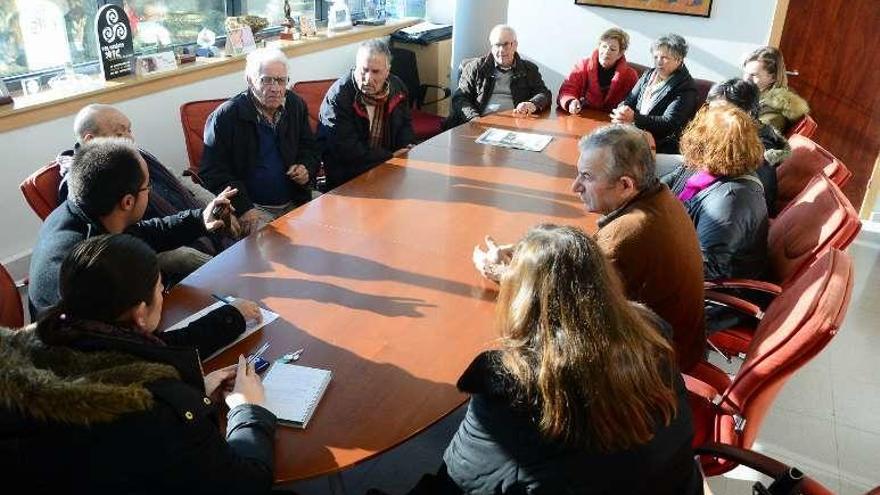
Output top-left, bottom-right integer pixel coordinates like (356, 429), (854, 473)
(279, 0), (301, 41)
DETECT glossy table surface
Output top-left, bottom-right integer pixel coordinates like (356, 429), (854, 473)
(160, 109), (608, 483)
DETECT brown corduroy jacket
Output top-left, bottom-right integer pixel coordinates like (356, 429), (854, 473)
(596, 182), (706, 372)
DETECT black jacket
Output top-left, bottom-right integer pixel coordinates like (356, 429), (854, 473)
(201, 90), (320, 214)
(57, 147), (222, 256)
(447, 53), (552, 128)
(27, 200), (207, 320)
(0, 308), (276, 494)
(622, 66), (698, 154)
(443, 349), (702, 494)
(317, 71), (414, 190)
(662, 168), (769, 281)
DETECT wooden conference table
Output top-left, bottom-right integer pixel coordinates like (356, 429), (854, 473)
(160, 109), (609, 483)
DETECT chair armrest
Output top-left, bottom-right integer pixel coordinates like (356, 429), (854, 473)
(695, 443), (835, 495)
(182, 169), (204, 186)
(704, 278), (782, 295)
(421, 84), (452, 106)
(683, 372), (722, 404)
(705, 290), (765, 320)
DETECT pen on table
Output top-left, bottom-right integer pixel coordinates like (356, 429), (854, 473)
(212, 293), (234, 305)
(248, 341), (271, 364)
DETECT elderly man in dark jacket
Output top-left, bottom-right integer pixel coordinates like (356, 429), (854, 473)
(318, 39), (414, 191)
(201, 47), (320, 235)
(446, 24), (552, 128)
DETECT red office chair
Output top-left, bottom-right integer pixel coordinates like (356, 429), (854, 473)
(693, 77), (716, 108)
(775, 134), (852, 214)
(706, 174), (861, 354)
(179, 98), (226, 185)
(390, 47), (450, 141)
(687, 249), (853, 476)
(20, 161), (62, 221)
(628, 62), (649, 77)
(0, 263), (23, 329)
(785, 114), (818, 139)
(292, 78), (337, 134)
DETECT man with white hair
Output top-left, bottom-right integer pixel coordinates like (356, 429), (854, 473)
(318, 39), (414, 190)
(201, 47), (320, 234)
(446, 24), (551, 128)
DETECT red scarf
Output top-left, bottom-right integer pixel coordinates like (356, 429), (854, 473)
(357, 81), (391, 150)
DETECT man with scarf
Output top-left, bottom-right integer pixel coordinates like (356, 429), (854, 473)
(201, 48), (320, 235)
(318, 39), (415, 191)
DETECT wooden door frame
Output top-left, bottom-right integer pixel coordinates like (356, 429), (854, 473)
(770, 0), (880, 219)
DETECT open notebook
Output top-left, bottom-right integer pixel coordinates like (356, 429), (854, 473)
(163, 301), (279, 360)
(262, 363), (332, 428)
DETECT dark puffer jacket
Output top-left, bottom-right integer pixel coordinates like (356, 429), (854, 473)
(317, 71), (414, 190)
(443, 350), (702, 494)
(0, 306), (276, 495)
(662, 168), (769, 281)
(621, 66), (698, 154)
(446, 53), (552, 128)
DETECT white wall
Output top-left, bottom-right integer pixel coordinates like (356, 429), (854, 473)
(508, 0), (777, 94)
(0, 43), (364, 274)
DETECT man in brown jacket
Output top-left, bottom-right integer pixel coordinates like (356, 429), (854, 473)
(474, 124), (705, 371)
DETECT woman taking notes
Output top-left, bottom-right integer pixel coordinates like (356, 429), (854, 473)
(0, 234), (276, 493)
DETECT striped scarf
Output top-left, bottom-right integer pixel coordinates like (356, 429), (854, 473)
(357, 81), (391, 150)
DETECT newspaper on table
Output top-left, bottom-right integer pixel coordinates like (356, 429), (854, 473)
(475, 128), (553, 152)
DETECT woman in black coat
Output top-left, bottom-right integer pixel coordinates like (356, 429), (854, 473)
(430, 225), (703, 494)
(612, 33), (698, 154)
(0, 234), (276, 494)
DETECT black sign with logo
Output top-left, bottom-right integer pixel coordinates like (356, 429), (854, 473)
(95, 4), (134, 80)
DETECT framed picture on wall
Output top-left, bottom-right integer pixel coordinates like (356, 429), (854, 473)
(574, 0), (713, 18)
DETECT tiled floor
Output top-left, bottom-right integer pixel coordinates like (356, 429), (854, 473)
(281, 227), (880, 495)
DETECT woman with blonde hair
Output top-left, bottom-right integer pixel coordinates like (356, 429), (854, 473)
(437, 225), (702, 494)
(557, 27), (639, 113)
(662, 102), (769, 282)
(743, 46), (810, 133)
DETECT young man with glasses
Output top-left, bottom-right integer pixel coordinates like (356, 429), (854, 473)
(446, 24), (551, 128)
(201, 47), (320, 235)
(28, 137), (238, 320)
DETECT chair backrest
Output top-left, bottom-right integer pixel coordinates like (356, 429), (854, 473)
(20, 161), (62, 221)
(179, 99), (226, 176)
(768, 173), (861, 284)
(292, 79), (337, 133)
(785, 114), (818, 139)
(390, 47), (424, 108)
(721, 249), (852, 452)
(693, 77), (715, 109)
(776, 134), (853, 212)
(0, 263), (23, 329)
(628, 62), (649, 77)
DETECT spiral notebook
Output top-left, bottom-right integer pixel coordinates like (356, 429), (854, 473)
(261, 363), (332, 428)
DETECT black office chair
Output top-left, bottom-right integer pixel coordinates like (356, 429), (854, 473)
(390, 47), (451, 141)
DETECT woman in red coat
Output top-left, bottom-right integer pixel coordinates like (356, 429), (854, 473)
(558, 28), (639, 113)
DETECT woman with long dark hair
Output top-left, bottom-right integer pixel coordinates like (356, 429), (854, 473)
(0, 234), (276, 493)
(440, 225), (702, 494)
